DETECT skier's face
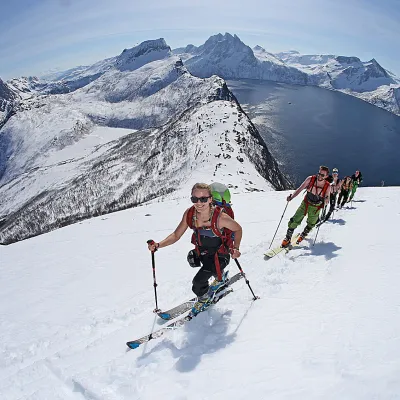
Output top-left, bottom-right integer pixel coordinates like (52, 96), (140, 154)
(191, 189), (212, 212)
(317, 169), (328, 181)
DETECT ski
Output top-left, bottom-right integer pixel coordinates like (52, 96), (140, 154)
(264, 233), (300, 259)
(126, 288), (234, 350)
(157, 272), (243, 320)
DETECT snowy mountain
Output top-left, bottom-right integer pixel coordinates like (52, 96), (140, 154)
(7, 39), (172, 96)
(355, 84), (400, 116)
(0, 78), (16, 128)
(277, 51), (400, 116)
(176, 33), (308, 85)
(1, 187), (400, 399)
(277, 52), (397, 90)
(173, 34), (400, 116)
(252, 45), (286, 65)
(0, 40), (290, 244)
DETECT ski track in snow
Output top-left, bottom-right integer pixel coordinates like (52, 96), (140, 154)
(1, 188), (400, 399)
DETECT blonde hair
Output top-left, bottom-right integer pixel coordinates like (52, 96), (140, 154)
(191, 183), (211, 195)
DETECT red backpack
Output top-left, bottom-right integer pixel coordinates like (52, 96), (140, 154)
(186, 201), (234, 281)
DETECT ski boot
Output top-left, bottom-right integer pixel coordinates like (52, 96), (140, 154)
(208, 270), (229, 299)
(297, 226), (311, 244)
(296, 234), (305, 244)
(191, 293), (212, 316)
(190, 271), (230, 317)
(281, 228), (294, 248)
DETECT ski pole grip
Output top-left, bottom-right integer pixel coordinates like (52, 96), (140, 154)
(147, 239), (158, 252)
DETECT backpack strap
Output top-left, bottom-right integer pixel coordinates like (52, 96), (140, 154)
(303, 175), (316, 214)
(186, 206), (195, 229)
(210, 206), (224, 238)
(187, 205), (203, 255)
(307, 175), (317, 191)
(210, 206), (238, 281)
(321, 181), (330, 198)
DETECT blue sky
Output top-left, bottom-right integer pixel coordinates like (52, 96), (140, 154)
(0, 0), (399, 80)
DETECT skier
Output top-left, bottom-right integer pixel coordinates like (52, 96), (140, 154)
(337, 176), (353, 208)
(281, 166), (331, 247)
(147, 183), (242, 315)
(323, 167), (341, 221)
(348, 170), (363, 201)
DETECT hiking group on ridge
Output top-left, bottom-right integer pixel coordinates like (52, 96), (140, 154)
(147, 168), (362, 317)
(281, 167), (362, 248)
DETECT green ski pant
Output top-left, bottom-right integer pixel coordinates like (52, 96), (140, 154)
(288, 200), (322, 231)
(349, 183), (359, 200)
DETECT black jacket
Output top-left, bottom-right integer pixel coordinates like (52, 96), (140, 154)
(351, 173), (363, 185)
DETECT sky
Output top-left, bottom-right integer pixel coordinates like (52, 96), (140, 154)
(0, 0), (399, 80)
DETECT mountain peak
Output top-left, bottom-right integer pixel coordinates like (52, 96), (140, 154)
(115, 38), (171, 72)
(253, 45), (265, 52)
(366, 58), (389, 79)
(335, 55), (361, 64)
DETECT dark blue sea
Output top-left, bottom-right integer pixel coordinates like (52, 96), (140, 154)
(227, 79), (400, 187)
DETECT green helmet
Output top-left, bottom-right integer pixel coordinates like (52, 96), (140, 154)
(209, 182), (231, 203)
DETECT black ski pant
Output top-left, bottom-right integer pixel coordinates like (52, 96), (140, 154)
(192, 253), (230, 297)
(337, 189), (350, 208)
(325, 192), (337, 220)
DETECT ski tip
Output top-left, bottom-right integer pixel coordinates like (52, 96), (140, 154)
(157, 312), (171, 320)
(126, 341), (140, 349)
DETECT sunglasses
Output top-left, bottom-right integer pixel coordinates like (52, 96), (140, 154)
(191, 196), (211, 203)
(317, 172), (327, 177)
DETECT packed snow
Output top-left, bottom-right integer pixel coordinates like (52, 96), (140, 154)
(1, 186), (400, 399)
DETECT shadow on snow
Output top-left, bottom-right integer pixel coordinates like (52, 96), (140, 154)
(136, 302), (254, 372)
(292, 239), (342, 261)
(325, 218), (346, 226)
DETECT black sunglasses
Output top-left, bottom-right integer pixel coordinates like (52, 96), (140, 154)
(191, 196), (211, 203)
(317, 172), (327, 177)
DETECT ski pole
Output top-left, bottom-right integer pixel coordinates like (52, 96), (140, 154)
(233, 258), (259, 301)
(147, 239), (161, 313)
(313, 207), (326, 246)
(268, 201), (289, 249)
(313, 223), (321, 246)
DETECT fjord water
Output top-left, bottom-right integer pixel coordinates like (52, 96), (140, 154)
(227, 79), (400, 187)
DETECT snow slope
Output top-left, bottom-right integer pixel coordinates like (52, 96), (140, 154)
(1, 187), (399, 399)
